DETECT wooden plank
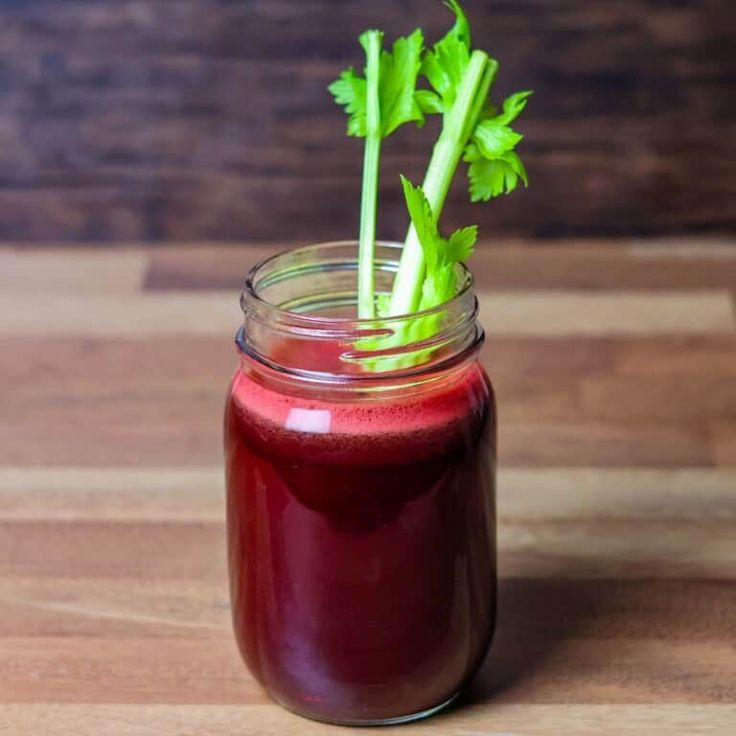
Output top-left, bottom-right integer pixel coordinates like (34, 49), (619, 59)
(577, 375), (736, 421)
(0, 399), (717, 469)
(611, 336), (736, 377)
(2, 352), (730, 467)
(478, 291), (735, 336)
(0, 515), (730, 580)
(2, 467), (733, 522)
(0, 247), (146, 293)
(0, 578), (228, 637)
(0, 291), (240, 337)
(498, 522), (735, 578)
(2, 335), (732, 467)
(627, 239), (736, 258)
(144, 243), (301, 291)
(0, 704), (734, 736)
(0, 466), (736, 522)
(712, 419), (736, 467)
(0, 467), (224, 521)
(0, 637), (252, 704)
(500, 418), (714, 468)
(0, 575), (731, 643)
(490, 577), (736, 642)
(500, 468), (736, 521)
(497, 374), (735, 422)
(0, 636), (732, 706)
(4, 335), (733, 389)
(0, 521), (224, 580)
(463, 242), (736, 292)
(1, 467), (733, 582)
(468, 639), (736, 705)
(143, 241), (736, 292)
(0, 334), (234, 466)
(0, 290), (732, 336)
(486, 335), (736, 379)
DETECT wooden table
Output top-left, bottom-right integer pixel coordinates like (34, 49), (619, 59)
(1, 240), (734, 735)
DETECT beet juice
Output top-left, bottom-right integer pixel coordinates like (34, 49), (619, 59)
(225, 242), (496, 725)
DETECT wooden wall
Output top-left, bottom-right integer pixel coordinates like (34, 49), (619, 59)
(0, 0), (733, 243)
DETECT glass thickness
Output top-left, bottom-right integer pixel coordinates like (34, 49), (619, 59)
(224, 242), (497, 725)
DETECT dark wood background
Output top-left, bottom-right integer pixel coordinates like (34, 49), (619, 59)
(1, 0), (734, 244)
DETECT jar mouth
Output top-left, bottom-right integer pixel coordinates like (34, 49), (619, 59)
(238, 241), (482, 382)
(241, 240), (474, 328)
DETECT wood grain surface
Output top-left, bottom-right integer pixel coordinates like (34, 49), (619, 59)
(0, 239), (734, 735)
(1, 1), (734, 242)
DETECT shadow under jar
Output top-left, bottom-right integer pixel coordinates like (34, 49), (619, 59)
(224, 242), (497, 726)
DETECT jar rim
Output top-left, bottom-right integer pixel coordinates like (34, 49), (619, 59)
(241, 240), (474, 327)
(238, 240), (482, 384)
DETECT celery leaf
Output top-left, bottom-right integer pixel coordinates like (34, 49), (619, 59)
(495, 89), (533, 124)
(473, 120), (523, 158)
(329, 29), (425, 138)
(463, 90), (532, 201)
(446, 225), (478, 262)
(419, 0), (474, 113)
(400, 175), (477, 309)
(379, 29), (425, 135)
(465, 145), (528, 201)
(328, 68), (368, 137)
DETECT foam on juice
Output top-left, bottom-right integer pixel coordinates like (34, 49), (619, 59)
(229, 359), (489, 463)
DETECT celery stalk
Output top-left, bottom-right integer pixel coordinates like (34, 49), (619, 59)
(388, 50), (495, 316)
(357, 31), (382, 318)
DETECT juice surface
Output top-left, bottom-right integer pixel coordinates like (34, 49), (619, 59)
(225, 356), (496, 724)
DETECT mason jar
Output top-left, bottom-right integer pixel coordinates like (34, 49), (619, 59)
(224, 241), (496, 725)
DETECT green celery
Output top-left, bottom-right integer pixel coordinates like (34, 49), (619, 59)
(329, 29), (425, 318)
(388, 50), (495, 315)
(328, 0), (532, 359)
(357, 31), (382, 318)
(388, 1), (531, 316)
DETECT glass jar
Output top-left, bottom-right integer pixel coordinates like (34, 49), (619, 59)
(224, 242), (496, 726)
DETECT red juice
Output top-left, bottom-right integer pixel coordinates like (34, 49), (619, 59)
(225, 350), (496, 724)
